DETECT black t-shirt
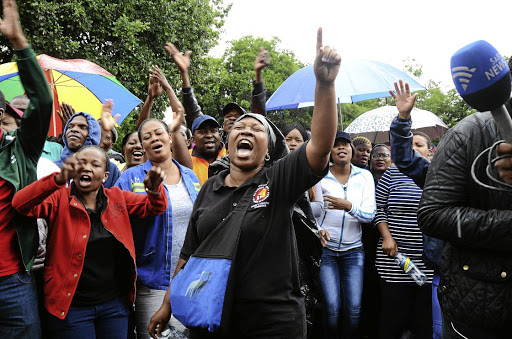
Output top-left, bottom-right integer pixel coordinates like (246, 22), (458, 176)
(71, 185), (133, 306)
(180, 143), (327, 338)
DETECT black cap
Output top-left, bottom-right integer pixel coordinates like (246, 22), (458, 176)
(335, 130), (352, 143)
(222, 102), (246, 116)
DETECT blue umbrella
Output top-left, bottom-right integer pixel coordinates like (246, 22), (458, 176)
(266, 59), (425, 110)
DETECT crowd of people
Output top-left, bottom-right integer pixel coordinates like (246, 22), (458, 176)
(1, 0), (512, 338)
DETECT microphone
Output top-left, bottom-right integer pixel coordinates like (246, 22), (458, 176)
(451, 40), (512, 142)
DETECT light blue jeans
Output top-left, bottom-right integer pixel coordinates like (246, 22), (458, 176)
(319, 247), (364, 339)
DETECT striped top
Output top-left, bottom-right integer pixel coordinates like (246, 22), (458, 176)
(374, 166), (433, 284)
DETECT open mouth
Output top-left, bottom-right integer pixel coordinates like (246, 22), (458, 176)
(132, 151), (143, 159)
(337, 151), (347, 158)
(204, 140), (216, 149)
(236, 139), (253, 157)
(152, 144), (163, 151)
(79, 175), (92, 185)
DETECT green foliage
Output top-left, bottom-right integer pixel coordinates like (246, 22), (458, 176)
(414, 80), (476, 128)
(0, 0), (230, 151)
(190, 35), (306, 125)
(401, 58), (475, 128)
(340, 98), (388, 129)
(1, 0), (477, 151)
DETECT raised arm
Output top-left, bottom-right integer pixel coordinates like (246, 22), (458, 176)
(389, 80), (429, 188)
(136, 71), (163, 130)
(146, 66), (192, 169)
(165, 43), (201, 129)
(306, 28), (341, 173)
(251, 47), (269, 115)
(1, 0), (53, 162)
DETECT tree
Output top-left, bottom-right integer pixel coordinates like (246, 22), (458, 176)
(401, 58), (475, 128)
(0, 0), (230, 146)
(189, 36), (306, 126)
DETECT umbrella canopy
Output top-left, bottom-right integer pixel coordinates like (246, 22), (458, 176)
(344, 105), (448, 144)
(266, 59), (425, 110)
(0, 54), (142, 136)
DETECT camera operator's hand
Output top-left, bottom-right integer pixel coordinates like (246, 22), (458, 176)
(495, 142), (512, 184)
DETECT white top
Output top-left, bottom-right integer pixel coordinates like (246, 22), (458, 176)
(311, 164), (376, 251)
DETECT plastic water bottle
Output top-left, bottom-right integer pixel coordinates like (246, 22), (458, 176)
(393, 252), (428, 286)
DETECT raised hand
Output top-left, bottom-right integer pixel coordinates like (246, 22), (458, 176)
(389, 79), (418, 119)
(255, 47), (270, 72)
(314, 28), (341, 85)
(55, 155), (78, 185)
(57, 102), (76, 126)
(168, 103), (184, 134)
(151, 65), (172, 91)
(100, 99), (120, 132)
(0, 0), (27, 49)
(144, 166), (166, 192)
(165, 42), (192, 74)
(148, 72), (163, 99)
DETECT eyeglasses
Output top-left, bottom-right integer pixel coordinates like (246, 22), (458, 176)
(371, 153), (391, 160)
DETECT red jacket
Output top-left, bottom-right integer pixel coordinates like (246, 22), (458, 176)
(12, 173), (168, 319)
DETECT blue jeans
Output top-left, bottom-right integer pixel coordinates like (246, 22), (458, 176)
(319, 247), (364, 339)
(47, 297), (130, 338)
(432, 274), (442, 339)
(0, 270), (41, 338)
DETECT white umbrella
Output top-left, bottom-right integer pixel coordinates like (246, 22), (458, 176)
(344, 106), (448, 144)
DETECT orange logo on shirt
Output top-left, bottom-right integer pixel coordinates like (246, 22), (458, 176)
(253, 185), (270, 203)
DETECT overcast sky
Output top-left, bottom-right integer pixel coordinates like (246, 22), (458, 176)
(210, 0), (512, 91)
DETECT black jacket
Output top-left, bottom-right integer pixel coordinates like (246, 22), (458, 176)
(418, 105), (512, 331)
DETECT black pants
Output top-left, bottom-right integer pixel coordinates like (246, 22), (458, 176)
(379, 279), (432, 339)
(360, 225), (381, 339)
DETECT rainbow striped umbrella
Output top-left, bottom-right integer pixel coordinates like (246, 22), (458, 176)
(0, 54), (142, 136)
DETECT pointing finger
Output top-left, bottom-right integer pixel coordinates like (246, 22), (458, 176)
(316, 27), (323, 54)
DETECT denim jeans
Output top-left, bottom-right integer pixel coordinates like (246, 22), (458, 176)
(432, 274), (442, 339)
(47, 297), (130, 338)
(0, 270), (41, 338)
(319, 247), (364, 339)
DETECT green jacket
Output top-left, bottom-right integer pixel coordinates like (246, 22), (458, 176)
(0, 47), (53, 271)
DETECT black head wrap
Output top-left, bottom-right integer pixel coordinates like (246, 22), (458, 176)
(209, 114), (289, 177)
